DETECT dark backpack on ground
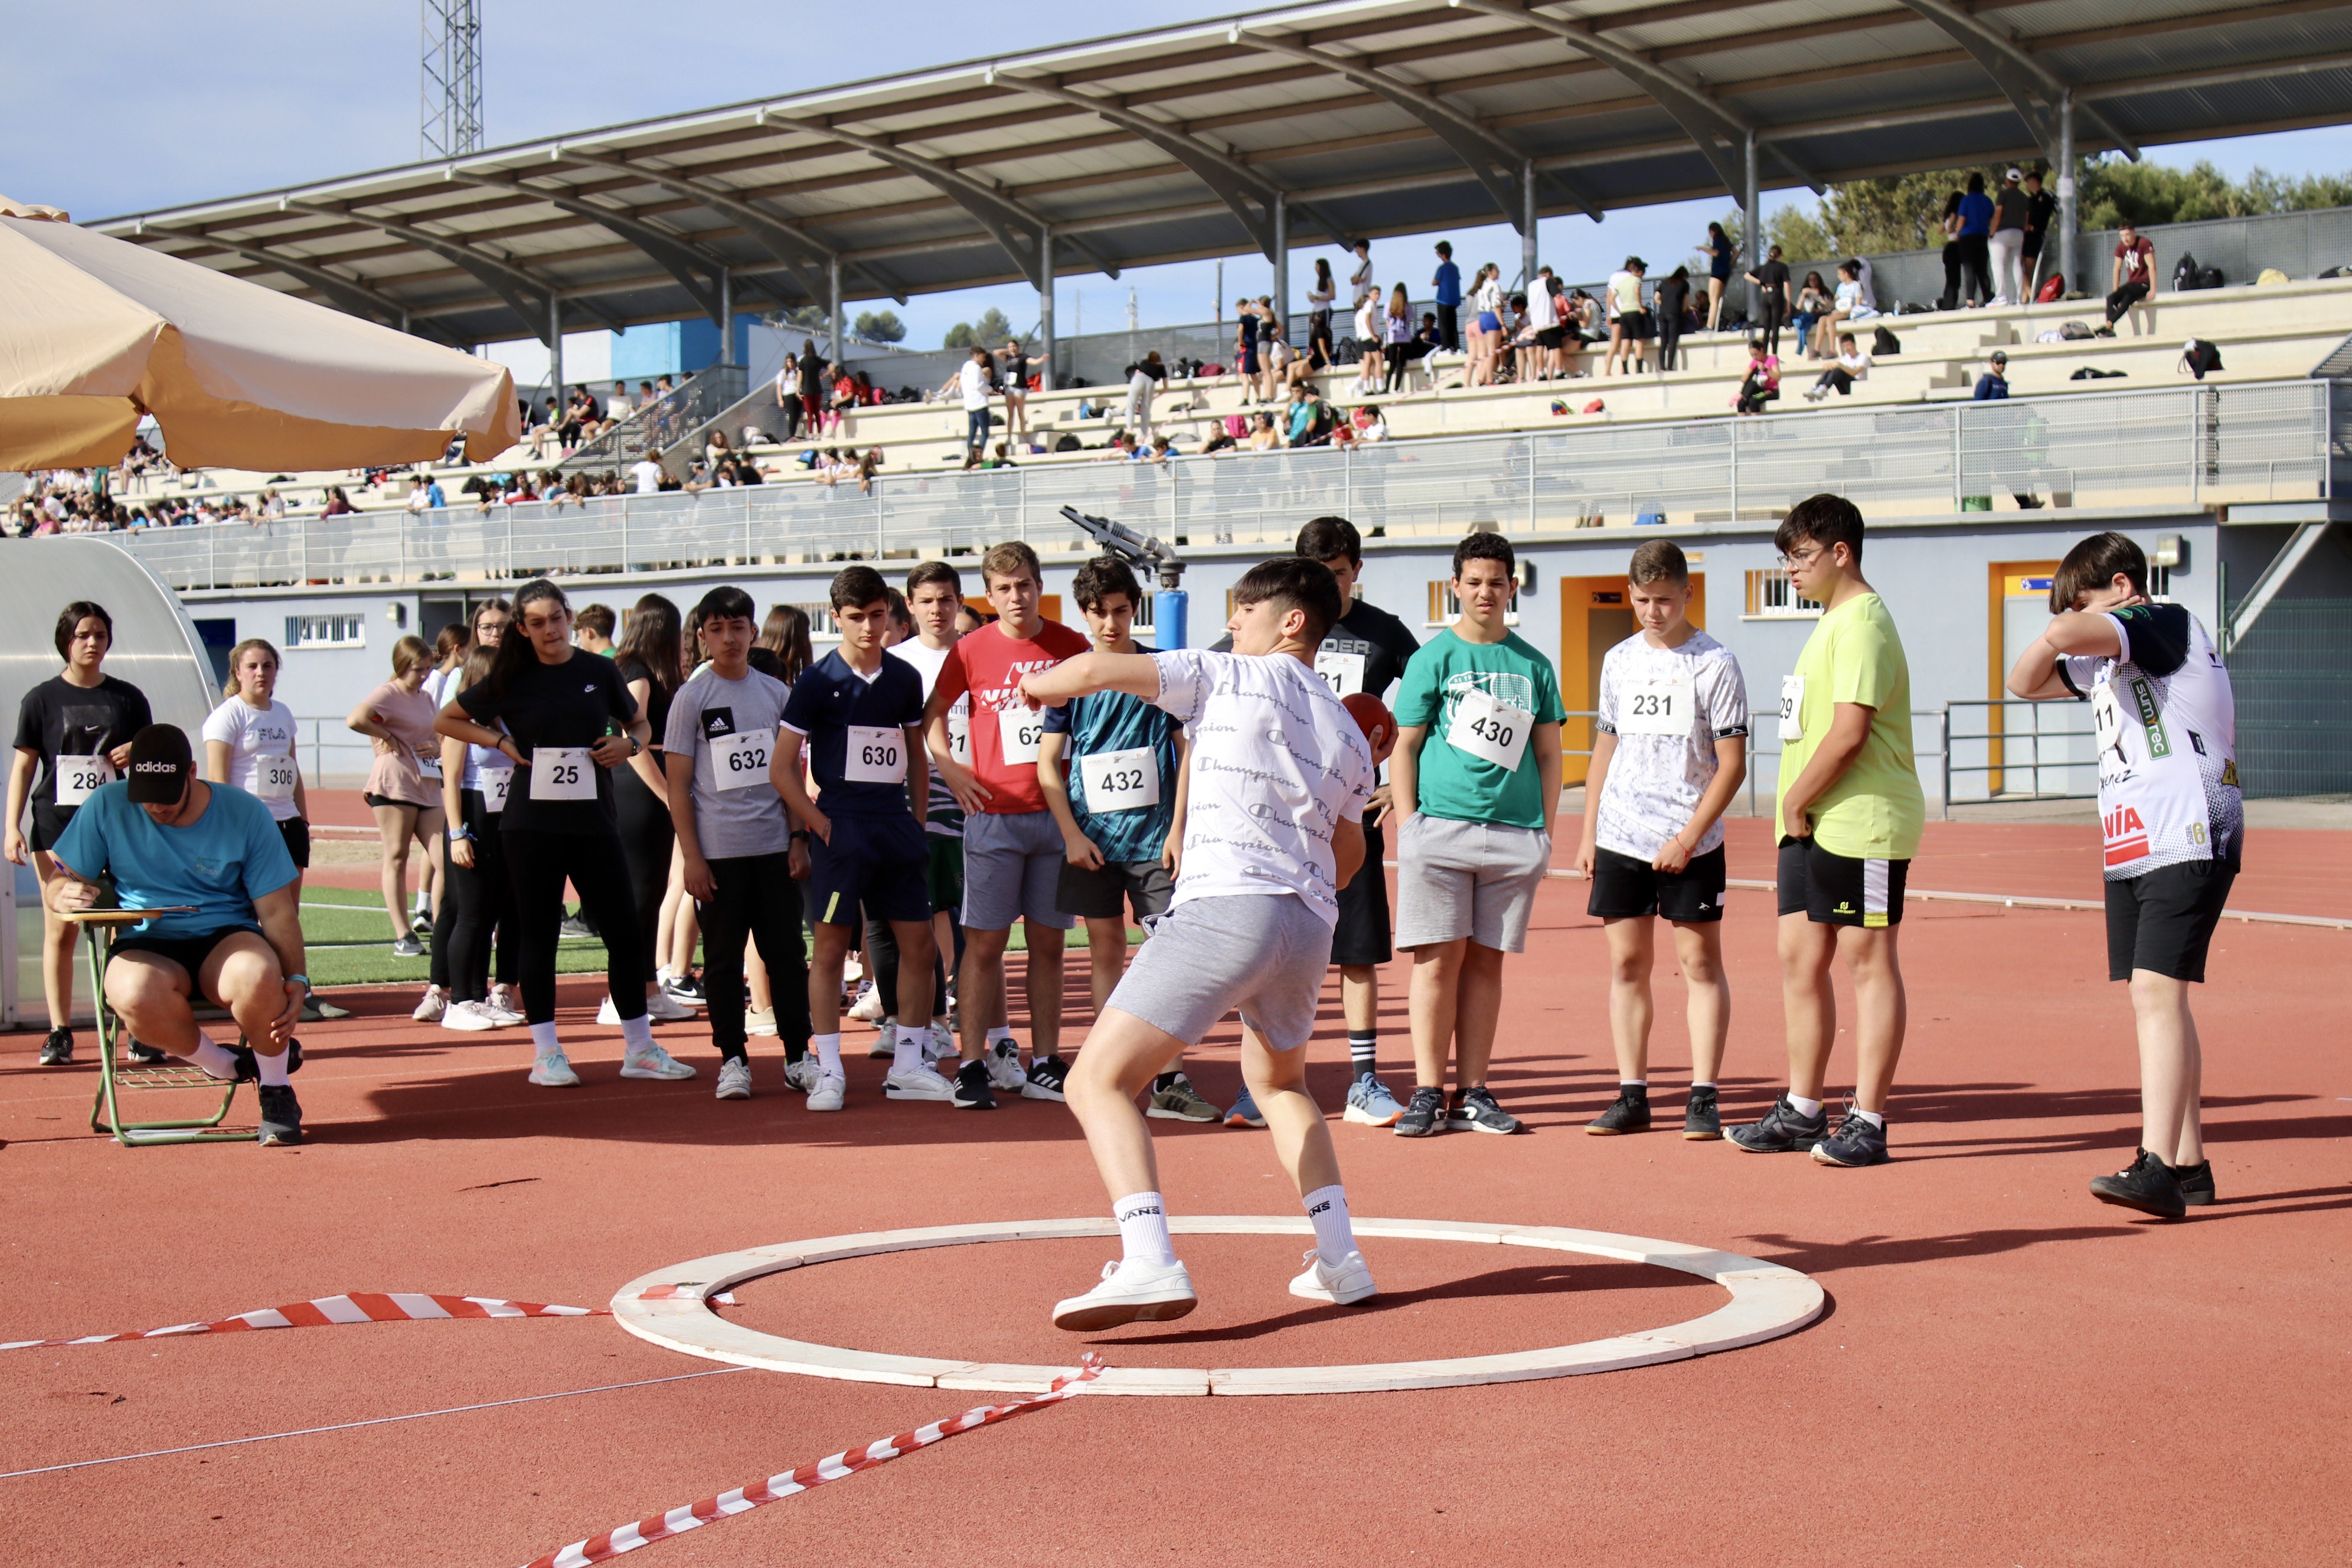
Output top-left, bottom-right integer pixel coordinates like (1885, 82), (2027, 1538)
(1872, 325), (1901, 356)
(2060, 320), (2095, 340)
(2200, 265), (2224, 289)
(2181, 339), (2224, 380)
(1054, 433), (1081, 452)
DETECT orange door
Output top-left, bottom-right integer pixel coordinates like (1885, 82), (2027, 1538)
(1558, 570), (1705, 786)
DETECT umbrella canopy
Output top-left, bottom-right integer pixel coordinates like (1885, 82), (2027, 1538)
(0, 198), (518, 472)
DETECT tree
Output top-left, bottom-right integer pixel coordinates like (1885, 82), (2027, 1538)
(942, 321), (977, 349)
(853, 309), (904, 343)
(971, 306), (1016, 345)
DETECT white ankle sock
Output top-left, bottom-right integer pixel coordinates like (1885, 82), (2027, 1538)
(1691, 1080), (1716, 1090)
(986, 1024), (1014, 1051)
(529, 1021), (561, 1055)
(190, 1033), (240, 1080)
(1114, 1192), (1176, 1267)
(256, 1048), (291, 1087)
(619, 1013), (654, 1051)
(1854, 1108), (1885, 1129)
(1621, 1078), (1647, 1088)
(1304, 1185), (1357, 1266)
(889, 1031), (923, 1076)
(1789, 1094), (1824, 1119)
(814, 1033), (843, 1078)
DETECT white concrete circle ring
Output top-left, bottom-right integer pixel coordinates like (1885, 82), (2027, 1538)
(612, 1217), (1824, 1397)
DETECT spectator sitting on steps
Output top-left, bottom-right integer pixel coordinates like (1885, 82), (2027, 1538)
(1973, 350), (2011, 400)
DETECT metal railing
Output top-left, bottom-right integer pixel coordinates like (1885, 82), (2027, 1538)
(557, 363), (748, 476)
(102, 377), (2339, 595)
(1939, 698), (2099, 818)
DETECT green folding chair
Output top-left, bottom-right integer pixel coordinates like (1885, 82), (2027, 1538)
(67, 908), (254, 1147)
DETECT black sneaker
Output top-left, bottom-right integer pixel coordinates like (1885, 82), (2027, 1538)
(1683, 1085), (1721, 1141)
(1810, 1105), (1890, 1167)
(1393, 1085), (1448, 1138)
(228, 1039), (304, 1083)
(1586, 1086), (1651, 1135)
(256, 1084), (303, 1146)
(950, 1059), (998, 1110)
(1728, 1094), (1830, 1153)
(664, 974), (705, 1005)
(1021, 1054), (1070, 1102)
(127, 1040), (168, 1065)
(1449, 1085), (1524, 1135)
(38, 1028), (72, 1066)
(2172, 1159), (2215, 1207)
(2089, 1148), (2186, 1219)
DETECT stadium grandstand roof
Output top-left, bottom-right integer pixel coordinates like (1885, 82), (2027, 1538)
(90, 0), (2352, 349)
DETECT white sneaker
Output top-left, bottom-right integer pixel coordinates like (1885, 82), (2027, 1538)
(923, 1023), (953, 1064)
(486, 984), (523, 1024)
(412, 985), (446, 1023)
(619, 1043), (697, 1080)
(746, 1007), (778, 1037)
(884, 1066), (955, 1101)
(714, 1058), (753, 1100)
(841, 956), (864, 985)
(644, 988), (695, 1023)
(783, 1056), (821, 1094)
(868, 1020), (896, 1060)
(441, 999), (496, 1033)
(985, 1038), (1027, 1092)
(1288, 1247), (1378, 1306)
(528, 1051), (579, 1087)
(1051, 1258), (1197, 1332)
(849, 982), (884, 1023)
(807, 1072), (847, 1111)
(595, 996), (620, 1025)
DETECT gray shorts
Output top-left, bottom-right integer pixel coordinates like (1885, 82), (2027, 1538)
(962, 809), (1076, 932)
(1106, 894), (1332, 1051)
(1393, 814), (1551, 954)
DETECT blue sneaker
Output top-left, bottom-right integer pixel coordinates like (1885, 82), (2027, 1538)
(1224, 1086), (1266, 1128)
(1344, 1073), (1405, 1127)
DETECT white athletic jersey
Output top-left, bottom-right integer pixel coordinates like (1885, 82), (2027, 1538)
(1593, 629), (1749, 862)
(200, 696), (300, 821)
(2060, 603), (2242, 879)
(1150, 648), (1374, 927)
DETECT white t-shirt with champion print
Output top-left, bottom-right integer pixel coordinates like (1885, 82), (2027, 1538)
(200, 696), (301, 822)
(2059, 602), (2242, 879)
(1150, 648), (1374, 927)
(1593, 628), (1749, 863)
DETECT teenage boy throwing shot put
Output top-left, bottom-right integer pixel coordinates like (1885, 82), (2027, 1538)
(1037, 556), (1220, 1123)
(1390, 533), (1566, 1136)
(1730, 495), (1924, 1167)
(1576, 540), (1748, 1138)
(2005, 531), (2240, 1218)
(775, 567), (942, 1112)
(1024, 558), (1377, 1330)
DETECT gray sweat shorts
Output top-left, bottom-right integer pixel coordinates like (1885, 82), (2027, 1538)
(1393, 813), (1551, 953)
(1105, 893), (1332, 1051)
(962, 808), (1077, 932)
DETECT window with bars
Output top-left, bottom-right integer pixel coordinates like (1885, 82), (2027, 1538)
(1743, 569), (1822, 619)
(284, 613), (365, 648)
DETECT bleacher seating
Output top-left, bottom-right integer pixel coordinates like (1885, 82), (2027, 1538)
(118, 276), (2352, 517)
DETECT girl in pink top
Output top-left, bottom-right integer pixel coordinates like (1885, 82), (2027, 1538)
(347, 635), (447, 952)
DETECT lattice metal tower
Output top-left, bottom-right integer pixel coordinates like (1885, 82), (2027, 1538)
(420, 0), (484, 159)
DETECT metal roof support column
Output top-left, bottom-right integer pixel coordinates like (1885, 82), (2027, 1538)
(1521, 162), (1537, 288)
(1743, 133), (1760, 319)
(2057, 92), (2078, 298)
(548, 295), (564, 403)
(828, 256), (842, 365)
(1273, 194), (1289, 339)
(1038, 227), (1056, 393)
(718, 268), (734, 368)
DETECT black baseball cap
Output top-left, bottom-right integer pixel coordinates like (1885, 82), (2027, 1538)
(125, 724), (194, 803)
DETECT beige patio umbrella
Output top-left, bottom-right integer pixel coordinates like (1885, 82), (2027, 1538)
(0, 196), (518, 472)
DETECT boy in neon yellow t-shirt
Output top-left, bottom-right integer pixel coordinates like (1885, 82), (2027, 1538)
(1730, 495), (1923, 1168)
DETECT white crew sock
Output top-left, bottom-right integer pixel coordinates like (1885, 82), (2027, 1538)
(190, 1031), (240, 1080)
(619, 1012), (655, 1051)
(814, 1033), (843, 1079)
(1789, 1094), (1824, 1119)
(986, 1024), (1014, 1050)
(1621, 1078), (1648, 1088)
(256, 1048), (292, 1087)
(529, 1020), (561, 1056)
(1113, 1192), (1176, 1268)
(1691, 1080), (1716, 1090)
(889, 1028), (924, 1076)
(1854, 1108), (1885, 1129)
(1304, 1184), (1358, 1266)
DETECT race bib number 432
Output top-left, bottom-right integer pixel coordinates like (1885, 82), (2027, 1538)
(1079, 746), (1161, 812)
(1447, 688), (1533, 771)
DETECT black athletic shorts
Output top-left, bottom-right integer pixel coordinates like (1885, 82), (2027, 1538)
(2106, 858), (2235, 982)
(1057, 857), (1175, 923)
(109, 926), (257, 990)
(808, 811), (932, 927)
(1588, 843), (1727, 924)
(1536, 326), (1567, 351)
(29, 802), (74, 854)
(1330, 817), (1392, 967)
(278, 817), (311, 870)
(1777, 835), (1906, 928)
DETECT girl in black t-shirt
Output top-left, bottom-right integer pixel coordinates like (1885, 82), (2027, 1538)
(437, 578), (695, 1088)
(6, 601), (152, 1065)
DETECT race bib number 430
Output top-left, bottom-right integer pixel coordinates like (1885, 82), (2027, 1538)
(1448, 688), (1533, 771)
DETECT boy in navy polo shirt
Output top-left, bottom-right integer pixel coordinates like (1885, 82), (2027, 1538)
(776, 566), (944, 1112)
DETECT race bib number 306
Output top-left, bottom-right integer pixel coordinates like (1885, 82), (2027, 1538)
(252, 753), (298, 800)
(711, 727), (773, 791)
(530, 747), (595, 801)
(1448, 688), (1533, 771)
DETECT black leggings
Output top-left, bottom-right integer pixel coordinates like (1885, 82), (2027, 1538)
(699, 852), (810, 1061)
(1755, 297), (1785, 358)
(446, 788), (519, 1002)
(1382, 342), (1409, 392)
(503, 828), (646, 1025)
(612, 762), (673, 985)
(1657, 315), (1683, 372)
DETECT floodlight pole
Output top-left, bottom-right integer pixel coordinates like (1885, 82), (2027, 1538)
(1038, 226), (1056, 392)
(419, 0), (484, 160)
(2057, 91), (2077, 296)
(1273, 194), (1289, 344)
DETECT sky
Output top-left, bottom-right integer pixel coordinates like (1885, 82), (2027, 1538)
(8, 0), (2348, 387)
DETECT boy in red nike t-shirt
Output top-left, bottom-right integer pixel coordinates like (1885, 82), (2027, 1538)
(925, 541), (1090, 1108)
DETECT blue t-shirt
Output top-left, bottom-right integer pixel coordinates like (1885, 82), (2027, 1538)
(1958, 192), (1994, 237)
(779, 649), (925, 816)
(50, 782), (297, 939)
(1042, 658), (1182, 865)
(1433, 260), (1462, 307)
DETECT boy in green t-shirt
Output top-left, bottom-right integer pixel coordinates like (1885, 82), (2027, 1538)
(1389, 533), (1567, 1137)
(1730, 495), (1925, 1168)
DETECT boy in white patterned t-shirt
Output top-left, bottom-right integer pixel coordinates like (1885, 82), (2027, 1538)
(1574, 540), (1750, 1139)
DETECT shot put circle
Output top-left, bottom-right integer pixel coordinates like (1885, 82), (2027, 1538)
(613, 1217), (1824, 1397)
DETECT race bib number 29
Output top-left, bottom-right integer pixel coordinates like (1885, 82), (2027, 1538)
(1778, 675), (1805, 742)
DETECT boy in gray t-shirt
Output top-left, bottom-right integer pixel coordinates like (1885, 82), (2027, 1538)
(663, 587), (812, 1100)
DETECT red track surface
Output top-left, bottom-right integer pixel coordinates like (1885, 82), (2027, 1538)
(5, 833), (2348, 1566)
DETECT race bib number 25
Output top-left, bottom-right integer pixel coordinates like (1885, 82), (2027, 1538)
(530, 747), (594, 801)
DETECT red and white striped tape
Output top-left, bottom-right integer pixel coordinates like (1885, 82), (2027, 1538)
(1, 1292), (603, 1350)
(520, 1353), (1106, 1568)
